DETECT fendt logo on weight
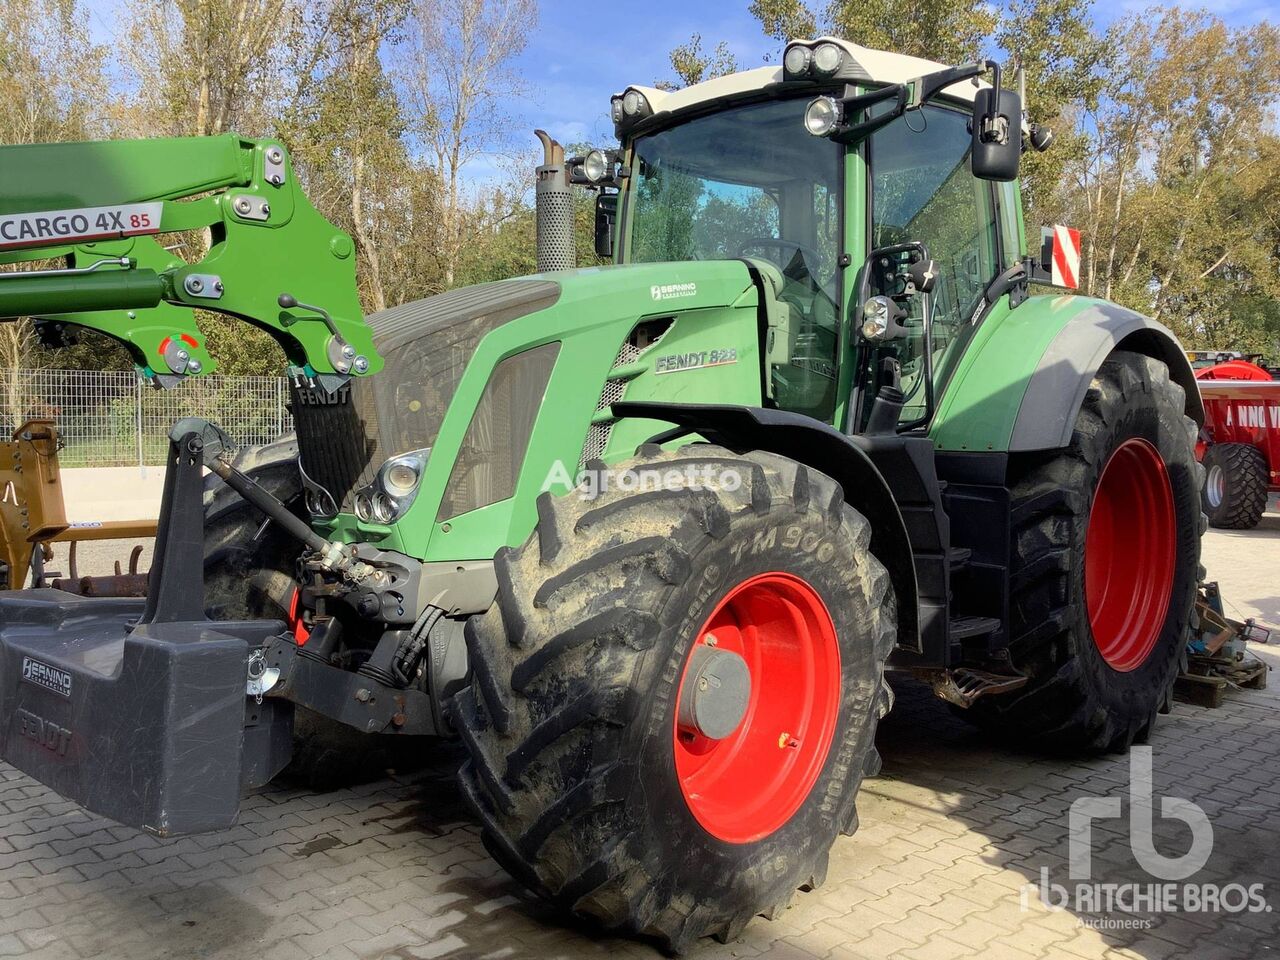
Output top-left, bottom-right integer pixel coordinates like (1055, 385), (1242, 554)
(21, 657), (72, 697)
(15, 708), (72, 758)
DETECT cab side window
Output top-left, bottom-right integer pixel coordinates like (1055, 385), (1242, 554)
(868, 105), (1000, 419)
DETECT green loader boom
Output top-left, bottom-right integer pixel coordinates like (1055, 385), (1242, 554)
(0, 134), (380, 388)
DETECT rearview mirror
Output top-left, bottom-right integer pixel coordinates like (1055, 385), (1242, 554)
(971, 87), (1022, 182)
(594, 193), (617, 259)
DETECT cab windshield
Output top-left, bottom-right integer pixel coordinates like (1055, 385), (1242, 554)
(625, 97), (844, 420)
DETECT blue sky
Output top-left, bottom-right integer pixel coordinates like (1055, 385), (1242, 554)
(510, 5), (778, 153)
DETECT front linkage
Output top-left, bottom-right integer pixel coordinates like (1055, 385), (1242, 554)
(0, 418), (464, 836)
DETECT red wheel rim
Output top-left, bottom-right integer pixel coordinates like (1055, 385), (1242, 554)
(1084, 438), (1176, 672)
(673, 572), (841, 844)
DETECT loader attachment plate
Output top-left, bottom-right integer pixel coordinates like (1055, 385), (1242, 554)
(0, 590), (292, 836)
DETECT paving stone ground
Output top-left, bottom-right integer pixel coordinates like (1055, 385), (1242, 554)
(5, 519), (1279, 960)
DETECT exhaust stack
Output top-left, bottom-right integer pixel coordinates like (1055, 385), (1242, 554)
(534, 130), (574, 272)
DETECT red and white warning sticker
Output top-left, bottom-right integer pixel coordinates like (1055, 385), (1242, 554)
(0, 202), (163, 251)
(1050, 224), (1081, 289)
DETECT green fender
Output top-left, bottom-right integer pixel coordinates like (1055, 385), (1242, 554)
(929, 294), (1203, 454)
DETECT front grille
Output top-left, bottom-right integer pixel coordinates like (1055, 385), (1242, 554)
(295, 278), (560, 511)
(290, 380), (378, 509)
(577, 317), (674, 467)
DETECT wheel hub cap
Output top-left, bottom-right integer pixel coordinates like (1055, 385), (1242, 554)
(673, 572), (841, 844)
(676, 645), (752, 740)
(1084, 438), (1177, 672)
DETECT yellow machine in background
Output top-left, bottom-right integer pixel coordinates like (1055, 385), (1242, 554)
(0, 419), (155, 593)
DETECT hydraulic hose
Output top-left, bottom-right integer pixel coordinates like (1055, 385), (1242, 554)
(206, 456), (331, 555)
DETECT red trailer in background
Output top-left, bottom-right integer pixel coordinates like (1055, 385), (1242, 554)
(1194, 357), (1280, 529)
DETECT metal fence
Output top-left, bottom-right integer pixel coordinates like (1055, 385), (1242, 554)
(0, 368), (291, 467)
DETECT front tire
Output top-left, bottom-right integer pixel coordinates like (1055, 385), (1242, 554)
(452, 446), (896, 951)
(1202, 442), (1268, 529)
(969, 351), (1202, 752)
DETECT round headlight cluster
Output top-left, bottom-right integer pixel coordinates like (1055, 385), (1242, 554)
(783, 40), (846, 79)
(622, 90), (646, 116)
(783, 43), (812, 76)
(812, 42), (843, 75)
(804, 96), (840, 137)
(353, 448), (429, 525)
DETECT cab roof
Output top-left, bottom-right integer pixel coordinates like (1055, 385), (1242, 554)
(616, 37), (986, 123)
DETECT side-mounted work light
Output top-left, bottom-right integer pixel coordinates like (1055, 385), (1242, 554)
(804, 96), (841, 137)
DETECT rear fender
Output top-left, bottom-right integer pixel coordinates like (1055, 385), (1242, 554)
(931, 296), (1203, 454)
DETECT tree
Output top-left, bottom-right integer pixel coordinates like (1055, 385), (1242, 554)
(121, 0), (299, 137)
(996, 0), (1109, 217)
(1057, 8), (1280, 351)
(659, 34), (740, 90)
(750, 0), (996, 64)
(0, 0), (128, 383)
(282, 0), (413, 312)
(746, 0), (1109, 219)
(401, 0), (539, 287)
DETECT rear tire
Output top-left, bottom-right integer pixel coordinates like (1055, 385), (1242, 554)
(1202, 442), (1268, 529)
(968, 351), (1202, 752)
(451, 445), (896, 951)
(202, 436), (419, 790)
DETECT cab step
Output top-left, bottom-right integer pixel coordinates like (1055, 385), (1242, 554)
(947, 546), (972, 572)
(931, 666), (1028, 708)
(948, 615), (1000, 642)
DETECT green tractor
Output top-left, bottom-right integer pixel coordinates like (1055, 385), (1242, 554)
(0, 37), (1203, 950)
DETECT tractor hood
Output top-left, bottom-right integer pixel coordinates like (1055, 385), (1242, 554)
(297, 260), (766, 560)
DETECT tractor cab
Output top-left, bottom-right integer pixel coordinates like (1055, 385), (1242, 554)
(581, 37), (1035, 436)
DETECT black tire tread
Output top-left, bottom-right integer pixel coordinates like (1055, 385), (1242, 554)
(451, 445), (896, 951)
(968, 351), (1202, 752)
(1203, 442), (1268, 529)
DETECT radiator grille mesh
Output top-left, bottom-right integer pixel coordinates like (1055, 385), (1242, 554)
(577, 317), (674, 467)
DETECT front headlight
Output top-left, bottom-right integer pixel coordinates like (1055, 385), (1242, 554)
(354, 448), (430, 524)
(384, 460), (420, 497)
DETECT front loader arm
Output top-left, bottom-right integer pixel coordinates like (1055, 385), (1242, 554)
(0, 134), (380, 389)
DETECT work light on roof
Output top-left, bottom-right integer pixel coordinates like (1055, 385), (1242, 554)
(812, 42), (843, 75)
(610, 97), (624, 122)
(583, 149), (610, 183)
(783, 43), (812, 75)
(622, 90), (646, 117)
